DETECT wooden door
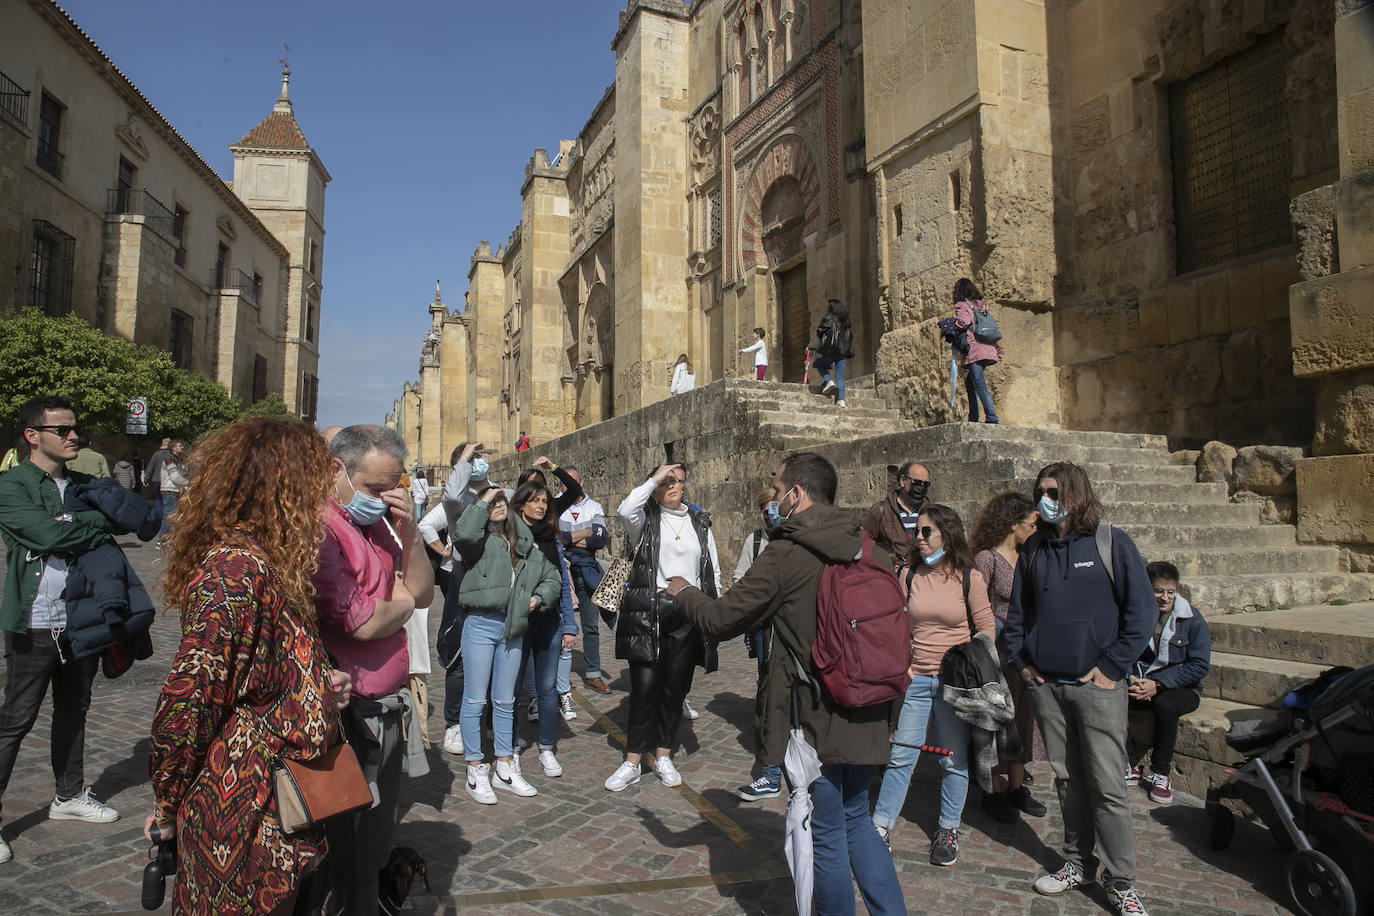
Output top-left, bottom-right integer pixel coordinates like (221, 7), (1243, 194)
(777, 264), (809, 382)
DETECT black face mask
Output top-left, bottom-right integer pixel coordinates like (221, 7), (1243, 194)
(905, 478), (930, 505)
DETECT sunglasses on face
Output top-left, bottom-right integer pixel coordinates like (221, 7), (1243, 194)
(1033, 486), (1060, 502)
(30, 425), (79, 438)
(914, 526), (937, 541)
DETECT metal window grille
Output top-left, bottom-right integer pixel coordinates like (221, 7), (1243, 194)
(36, 93), (63, 178)
(28, 220), (75, 315)
(168, 309), (193, 369)
(709, 189), (723, 248)
(0, 68), (30, 130)
(1169, 31), (1292, 274)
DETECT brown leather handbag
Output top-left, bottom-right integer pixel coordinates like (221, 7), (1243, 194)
(273, 741), (373, 835)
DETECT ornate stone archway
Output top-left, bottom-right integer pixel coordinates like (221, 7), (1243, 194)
(739, 134), (822, 275)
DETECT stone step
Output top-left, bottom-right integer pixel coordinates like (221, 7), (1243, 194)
(1205, 603), (1374, 667)
(1174, 696), (1259, 774)
(739, 395), (897, 414)
(1129, 524), (1297, 549)
(1204, 651), (1329, 707)
(751, 406), (903, 425)
(1137, 545), (1342, 577)
(965, 440), (1178, 467)
(925, 498), (1265, 527)
(977, 458), (1197, 484)
(1183, 575), (1374, 614)
(758, 420), (912, 447)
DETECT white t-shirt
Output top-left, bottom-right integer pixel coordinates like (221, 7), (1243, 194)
(617, 477), (722, 594)
(31, 477), (70, 629)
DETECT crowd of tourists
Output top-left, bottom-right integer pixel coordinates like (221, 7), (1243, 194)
(0, 393), (1213, 916)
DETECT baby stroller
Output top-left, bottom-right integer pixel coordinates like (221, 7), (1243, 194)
(1205, 663), (1374, 916)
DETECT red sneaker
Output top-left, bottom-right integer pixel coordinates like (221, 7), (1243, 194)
(1125, 765), (1140, 786)
(1148, 773), (1173, 805)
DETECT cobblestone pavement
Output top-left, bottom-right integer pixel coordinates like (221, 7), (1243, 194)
(0, 537), (1298, 914)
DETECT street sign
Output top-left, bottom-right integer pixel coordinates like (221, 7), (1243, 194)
(126, 397), (148, 436)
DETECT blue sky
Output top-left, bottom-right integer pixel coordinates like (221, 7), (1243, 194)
(59, 0), (627, 428)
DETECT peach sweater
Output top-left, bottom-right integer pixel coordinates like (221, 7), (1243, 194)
(905, 565), (997, 676)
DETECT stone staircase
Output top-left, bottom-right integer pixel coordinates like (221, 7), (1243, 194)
(490, 375), (1374, 798)
(727, 377), (1374, 796)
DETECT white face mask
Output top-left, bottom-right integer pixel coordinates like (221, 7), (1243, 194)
(776, 487), (799, 522)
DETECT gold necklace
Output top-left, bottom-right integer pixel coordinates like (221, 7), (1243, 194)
(664, 514), (690, 542)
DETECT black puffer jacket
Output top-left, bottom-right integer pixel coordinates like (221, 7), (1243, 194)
(61, 478), (160, 667)
(616, 499), (719, 668)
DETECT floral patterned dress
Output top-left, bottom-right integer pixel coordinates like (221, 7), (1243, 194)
(149, 547), (338, 914)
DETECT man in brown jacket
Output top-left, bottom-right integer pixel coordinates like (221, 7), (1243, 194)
(861, 460), (930, 571)
(667, 452), (906, 915)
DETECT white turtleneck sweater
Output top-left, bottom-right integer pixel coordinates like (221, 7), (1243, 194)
(618, 477), (723, 594)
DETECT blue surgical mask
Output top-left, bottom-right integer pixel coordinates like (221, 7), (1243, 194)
(344, 490), (388, 527)
(764, 501), (781, 527)
(923, 546), (946, 565)
(1038, 494), (1066, 524)
(470, 457), (489, 480)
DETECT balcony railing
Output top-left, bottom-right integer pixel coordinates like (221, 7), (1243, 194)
(106, 187), (175, 237)
(210, 267), (258, 303)
(0, 69), (29, 130)
(36, 143), (62, 178)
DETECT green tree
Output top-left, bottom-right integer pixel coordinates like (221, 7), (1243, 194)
(0, 308), (245, 442)
(241, 392), (294, 418)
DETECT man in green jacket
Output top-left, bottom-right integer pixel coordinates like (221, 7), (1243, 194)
(0, 396), (123, 866)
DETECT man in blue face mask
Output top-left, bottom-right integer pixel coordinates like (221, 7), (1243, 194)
(314, 425), (435, 912)
(1001, 461), (1155, 916)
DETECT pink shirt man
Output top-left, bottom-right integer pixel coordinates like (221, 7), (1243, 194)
(314, 501), (408, 698)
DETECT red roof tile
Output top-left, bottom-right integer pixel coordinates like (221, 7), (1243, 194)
(237, 110), (310, 150)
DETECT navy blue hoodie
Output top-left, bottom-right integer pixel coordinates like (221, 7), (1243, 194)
(1002, 526), (1155, 682)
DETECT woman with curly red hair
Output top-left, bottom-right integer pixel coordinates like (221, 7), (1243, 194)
(145, 417), (351, 915)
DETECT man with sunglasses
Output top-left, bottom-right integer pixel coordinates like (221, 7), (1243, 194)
(0, 396), (124, 865)
(861, 460), (931, 571)
(1002, 462), (1155, 916)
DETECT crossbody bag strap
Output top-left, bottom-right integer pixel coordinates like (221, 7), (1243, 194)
(962, 568), (973, 637)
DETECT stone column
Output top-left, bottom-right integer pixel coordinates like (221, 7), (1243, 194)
(1290, 1), (1374, 567)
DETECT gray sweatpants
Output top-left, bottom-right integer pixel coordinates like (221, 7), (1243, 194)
(1030, 679), (1137, 887)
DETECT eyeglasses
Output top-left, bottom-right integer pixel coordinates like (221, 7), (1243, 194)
(29, 425), (79, 438)
(1153, 588), (1177, 598)
(914, 526), (937, 541)
(658, 478), (685, 489)
(1033, 486), (1060, 502)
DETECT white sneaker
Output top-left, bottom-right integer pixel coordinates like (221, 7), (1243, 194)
(0, 834), (11, 864)
(465, 764), (497, 805)
(836, 399), (847, 408)
(493, 758), (537, 797)
(558, 693), (578, 720)
(654, 755), (683, 787)
(443, 724), (464, 756)
(538, 749), (563, 777)
(49, 788), (119, 823)
(682, 699), (699, 720)
(527, 698), (539, 721)
(821, 379), (836, 394)
(604, 760), (641, 792)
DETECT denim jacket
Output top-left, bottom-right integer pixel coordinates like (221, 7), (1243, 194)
(1133, 595), (1211, 692)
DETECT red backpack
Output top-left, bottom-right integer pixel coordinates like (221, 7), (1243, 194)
(811, 532), (913, 708)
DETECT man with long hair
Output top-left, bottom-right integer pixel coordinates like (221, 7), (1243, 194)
(1002, 462), (1155, 915)
(0, 396), (122, 865)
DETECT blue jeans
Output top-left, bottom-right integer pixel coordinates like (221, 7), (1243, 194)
(964, 361), (998, 422)
(158, 492), (179, 538)
(814, 355), (847, 401)
(569, 564), (604, 679)
(872, 673), (973, 831)
(460, 611), (523, 761)
(516, 610), (561, 750)
(811, 764), (907, 916)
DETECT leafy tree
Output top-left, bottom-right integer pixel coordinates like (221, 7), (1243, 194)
(0, 307), (251, 443)
(241, 392), (293, 418)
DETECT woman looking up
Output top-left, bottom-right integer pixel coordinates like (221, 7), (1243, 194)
(605, 462), (721, 791)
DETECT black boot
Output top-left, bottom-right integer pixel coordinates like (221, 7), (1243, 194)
(1008, 785), (1046, 817)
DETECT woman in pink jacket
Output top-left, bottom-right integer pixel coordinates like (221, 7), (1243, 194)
(953, 278), (1003, 424)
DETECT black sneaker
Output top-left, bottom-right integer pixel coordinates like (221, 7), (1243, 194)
(1008, 786), (1047, 817)
(930, 827), (958, 866)
(1022, 771), (1035, 786)
(981, 790), (1018, 824)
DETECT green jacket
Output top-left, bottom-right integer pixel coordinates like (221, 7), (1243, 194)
(0, 460), (119, 633)
(454, 501), (562, 641)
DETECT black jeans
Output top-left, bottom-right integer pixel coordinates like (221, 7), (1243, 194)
(0, 629), (99, 815)
(625, 624), (700, 755)
(1128, 686), (1200, 776)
